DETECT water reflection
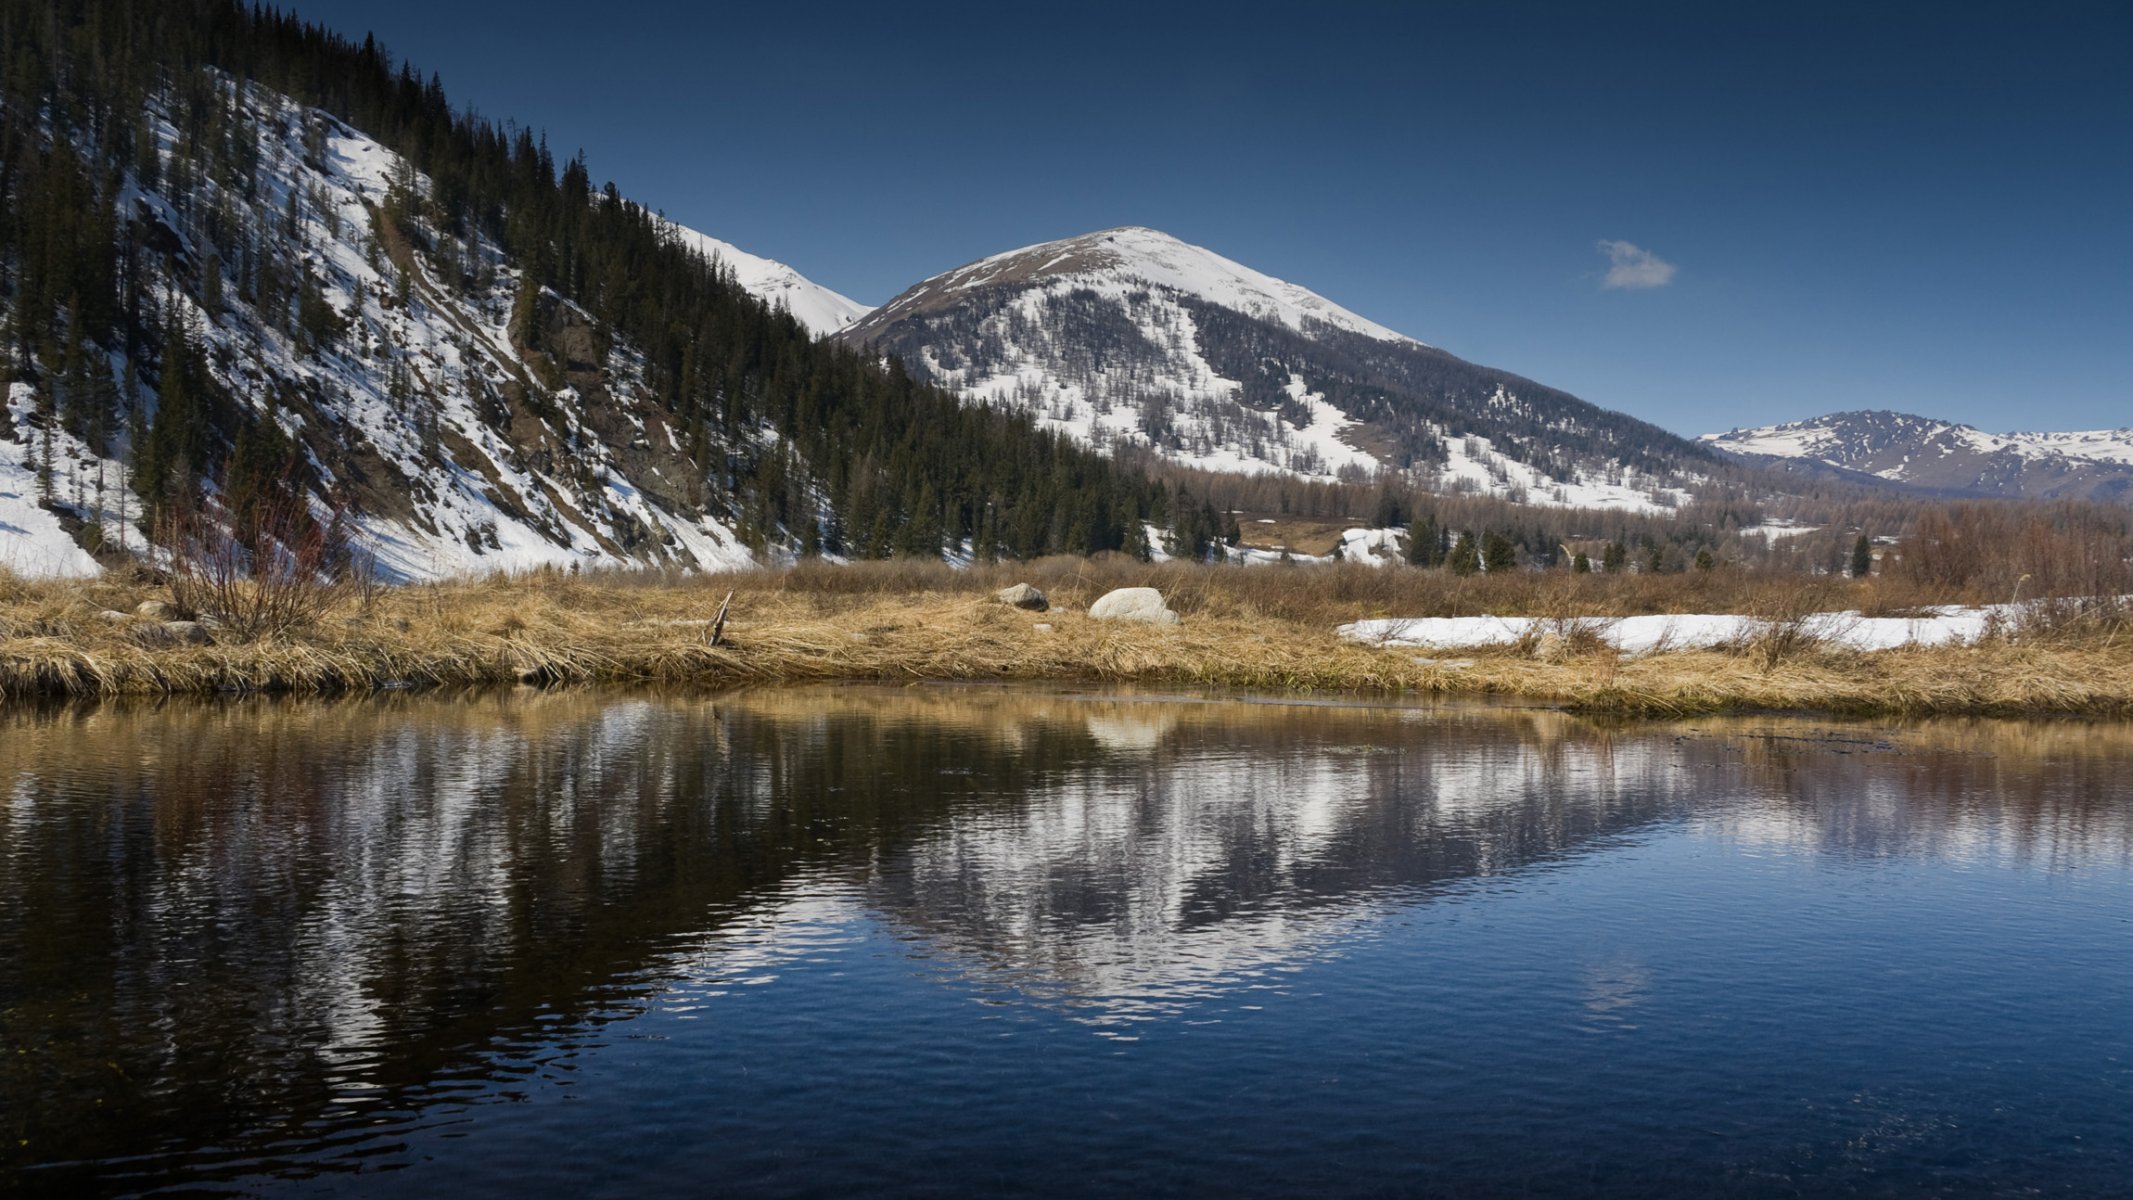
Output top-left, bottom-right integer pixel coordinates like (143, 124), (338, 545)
(1, 687), (2128, 1192)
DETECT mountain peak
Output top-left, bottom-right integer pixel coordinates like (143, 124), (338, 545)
(855, 226), (1421, 348)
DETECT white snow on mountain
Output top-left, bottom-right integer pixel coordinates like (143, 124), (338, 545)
(660, 222), (871, 337)
(1706, 414), (2133, 473)
(2, 77), (768, 580)
(855, 227), (1420, 481)
(2003, 428), (2133, 466)
(876, 226), (1422, 347)
(1433, 417), (1690, 512)
(1700, 421), (1852, 461)
(921, 281), (1389, 480)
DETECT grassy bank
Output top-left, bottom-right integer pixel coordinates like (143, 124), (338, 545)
(2, 559), (2129, 717)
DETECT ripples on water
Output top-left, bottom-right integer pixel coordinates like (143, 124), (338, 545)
(1, 687), (2129, 1196)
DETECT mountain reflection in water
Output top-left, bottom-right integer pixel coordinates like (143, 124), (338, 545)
(1, 686), (2129, 1195)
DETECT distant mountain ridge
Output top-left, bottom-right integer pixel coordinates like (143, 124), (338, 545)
(1702, 411), (2133, 501)
(839, 226), (1713, 513)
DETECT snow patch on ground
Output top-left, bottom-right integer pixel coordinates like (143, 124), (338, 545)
(1738, 522), (1821, 540)
(0, 384), (138, 578)
(1341, 605), (2026, 655)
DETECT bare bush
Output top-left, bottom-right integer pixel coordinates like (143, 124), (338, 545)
(1735, 580), (1842, 672)
(1893, 502), (2133, 601)
(2012, 594), (2133, 644)
(159, 488), (355, 641)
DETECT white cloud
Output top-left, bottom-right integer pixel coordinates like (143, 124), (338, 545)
(1597, 239), (1677, 290)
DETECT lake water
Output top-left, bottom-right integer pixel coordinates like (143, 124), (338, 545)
(2, 686), (2129, 1197)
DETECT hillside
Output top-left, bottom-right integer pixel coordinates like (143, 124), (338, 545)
(839, 226), (1717, 512)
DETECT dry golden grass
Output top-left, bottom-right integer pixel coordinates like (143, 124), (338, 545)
(2, 561), (2128, 717)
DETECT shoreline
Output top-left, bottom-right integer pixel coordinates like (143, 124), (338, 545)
(4, 574), (2131, 718)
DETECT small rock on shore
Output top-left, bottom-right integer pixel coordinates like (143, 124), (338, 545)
(996, 583), (1049, 612)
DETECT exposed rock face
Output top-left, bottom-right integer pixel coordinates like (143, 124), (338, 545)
(1088, 587), (1180, 625)
(996, 583), (1049, 612)
(135, 600), (181, 620)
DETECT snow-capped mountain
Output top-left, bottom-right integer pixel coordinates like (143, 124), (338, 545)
(838, 226), (1710, 512)
(1702, 411), (2133, 501)
(660, 221), (870, 336)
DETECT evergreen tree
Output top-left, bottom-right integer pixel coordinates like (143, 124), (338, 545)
(1851, 534), (1873, 578)
(1448, 532), (1479, 576)
(1482, 531), (1516, 573)
(1405, 513), (1443, 567)
(1602, 541), (1627, 573)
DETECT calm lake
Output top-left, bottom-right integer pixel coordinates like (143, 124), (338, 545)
(2, 686), (2129, 1197)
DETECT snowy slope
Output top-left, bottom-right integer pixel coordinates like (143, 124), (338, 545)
(2, 77), (770, 580)
(661, 221), (871, 337)
(1703, 411), (2133, 501)
(840, 227), (1709, 509)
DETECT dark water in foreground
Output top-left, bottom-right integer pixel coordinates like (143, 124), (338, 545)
(1, 687), (2130, 1197)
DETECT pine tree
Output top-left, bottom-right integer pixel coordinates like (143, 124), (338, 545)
(1694, 548), (1716, 571)
(1602, 541), (1627, 573)
(1851, 534), (1873, 578)
(1482, 531), (1516, 573)
(1448, 533), (1479, 576)
(1406, 514), (1442, 567)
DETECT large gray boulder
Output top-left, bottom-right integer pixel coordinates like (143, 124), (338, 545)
(996, 583), (1049, 612)
(1088, 587), (1180, 625)
(135, 599), (182, 620)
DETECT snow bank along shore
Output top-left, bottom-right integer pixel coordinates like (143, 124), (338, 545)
(1340, 604), (2041, 655)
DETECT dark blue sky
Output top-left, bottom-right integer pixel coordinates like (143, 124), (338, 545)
(282, 0), (2129, 436)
